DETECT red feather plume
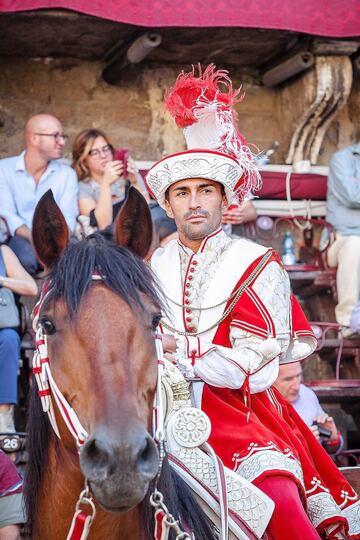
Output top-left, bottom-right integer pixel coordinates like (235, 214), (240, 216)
(165, 64), (243, 128)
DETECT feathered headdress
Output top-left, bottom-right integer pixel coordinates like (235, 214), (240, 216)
(146, 64), (261, 206)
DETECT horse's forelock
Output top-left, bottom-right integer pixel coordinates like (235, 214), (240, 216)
(46, 233), (162, 317)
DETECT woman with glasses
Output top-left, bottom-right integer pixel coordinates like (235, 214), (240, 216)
(72, 129), (147, 232)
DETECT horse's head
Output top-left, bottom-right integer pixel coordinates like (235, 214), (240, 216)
(32, 188), (161, 512)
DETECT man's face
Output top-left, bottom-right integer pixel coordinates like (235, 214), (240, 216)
(33, 117), (66, 161)
(274, 363), (302, 403)
(164, 178), (226, 244)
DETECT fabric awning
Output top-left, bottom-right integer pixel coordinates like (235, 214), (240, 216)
(1, 0), (360, 38)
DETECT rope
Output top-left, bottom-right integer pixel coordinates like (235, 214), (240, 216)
(285, 169), (312, 231)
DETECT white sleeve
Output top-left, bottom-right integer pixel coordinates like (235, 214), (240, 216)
(174, 329), (280, 392)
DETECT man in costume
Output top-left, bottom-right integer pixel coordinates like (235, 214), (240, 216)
(146, 65), (360, 539)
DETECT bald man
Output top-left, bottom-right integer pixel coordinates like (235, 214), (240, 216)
(0, 114), (78, 274)
(274, 362), (343, 454)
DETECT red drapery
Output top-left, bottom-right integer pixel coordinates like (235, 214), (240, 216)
(1, 0), (360, 38)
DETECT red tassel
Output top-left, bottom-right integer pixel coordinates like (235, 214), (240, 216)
(243, 373), (251, 422)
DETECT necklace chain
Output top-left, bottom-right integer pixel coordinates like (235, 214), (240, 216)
(163, 281), (244, 311)
(160, 251), (272, 337)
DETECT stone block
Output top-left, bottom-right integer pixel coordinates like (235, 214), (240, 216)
(4, 59), (52, 101)
(50, 59), (98, 101)
(75, 99), (151, 133)
(240, 84), (277, 114)
(0, 98), (34, 136)
(238, 114), (279, 147)
(34, 101), (76, 126)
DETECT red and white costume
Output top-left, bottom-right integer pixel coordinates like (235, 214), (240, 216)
(151, 229), (360, 539)
(147, 64), (360, 539)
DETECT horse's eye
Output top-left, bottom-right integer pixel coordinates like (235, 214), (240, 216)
(40, 317), (57, 335)
(151, 314), (162, 331)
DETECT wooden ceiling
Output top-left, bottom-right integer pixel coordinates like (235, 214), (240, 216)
(0, 10), (308, 67)
(0, 10), (358, 78)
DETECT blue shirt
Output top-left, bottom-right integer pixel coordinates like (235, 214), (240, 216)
(326, 143), (360, 236)
(0, 151), (78, 235)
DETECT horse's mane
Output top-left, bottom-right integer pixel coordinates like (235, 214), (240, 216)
(25, 233), (216, 538)
(24, 381), (52, 535)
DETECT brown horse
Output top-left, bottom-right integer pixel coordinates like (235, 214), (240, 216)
(25, 189), (215, 540)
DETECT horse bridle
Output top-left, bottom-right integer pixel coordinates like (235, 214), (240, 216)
(32, 279), (191, 540)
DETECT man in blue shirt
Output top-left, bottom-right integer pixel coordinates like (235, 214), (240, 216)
(326, 143), (360, 333)
(0, 114), (78, 274)
(274, 362), (343, 454)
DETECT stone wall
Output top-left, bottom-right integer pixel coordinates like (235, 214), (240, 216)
(0, 56), (358, 164)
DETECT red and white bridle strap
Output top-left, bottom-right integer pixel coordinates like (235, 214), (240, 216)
(153, 335), (165, 444)
(32, 281), (165, 450)
(32, 326), (88, 446)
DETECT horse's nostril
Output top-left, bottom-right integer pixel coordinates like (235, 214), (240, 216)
(87, 439), (105, 465)
(82, 437), (114, 477)
(136, 435), (159, 477)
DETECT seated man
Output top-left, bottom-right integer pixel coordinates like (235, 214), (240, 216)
(0, 451), (25, 540)
(274, 362), (343, 454)
(326, 143), (360, 335)
(0, 114), (78, 274)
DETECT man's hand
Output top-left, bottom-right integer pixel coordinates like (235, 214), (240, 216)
(161, 334), (177, 354)
(314, 414), (338, 441)
(15, 224), (32, 243)
(310, 423), (321, 441)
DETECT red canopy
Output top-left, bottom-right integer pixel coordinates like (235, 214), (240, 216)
(2, 0), (360, 37)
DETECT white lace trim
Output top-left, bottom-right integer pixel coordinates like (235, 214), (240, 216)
(342, 499), (360, 537)
(339, 488), (358, 509)
(306, 476), (330, 496)
(307, 492), (342, 529)
(233, 447), (304, 485)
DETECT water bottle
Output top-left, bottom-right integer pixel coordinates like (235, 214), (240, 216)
(281, 231), (296, 265)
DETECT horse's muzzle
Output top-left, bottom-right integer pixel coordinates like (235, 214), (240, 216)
(79, 424), (159, 512)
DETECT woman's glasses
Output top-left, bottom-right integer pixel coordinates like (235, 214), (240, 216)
(88, 144), (113, 159)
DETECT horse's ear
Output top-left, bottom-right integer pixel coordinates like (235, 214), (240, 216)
(32, 190), (70, 269)
(114, 187), (152, 258)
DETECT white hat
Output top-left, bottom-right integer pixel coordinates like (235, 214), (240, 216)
(146, 64), (261, 207)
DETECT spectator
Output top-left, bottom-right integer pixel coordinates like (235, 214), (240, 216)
(72, 129), (148, 234)
(326, 143), (360, 335)
(0, 450), (25, 540)
(222, 198), (257, 226)
(273, 362), (343, 454)
(0, 114), (78, 275)
(0, 245), (37, 436)
(148, 202), (178, 247)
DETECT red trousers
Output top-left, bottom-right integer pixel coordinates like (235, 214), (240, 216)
(258, 476), (320, 540)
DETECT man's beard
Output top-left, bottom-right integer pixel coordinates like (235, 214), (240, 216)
(181, 209), (219, 240)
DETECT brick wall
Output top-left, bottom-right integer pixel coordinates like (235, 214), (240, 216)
(0, 57), (358, 164)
